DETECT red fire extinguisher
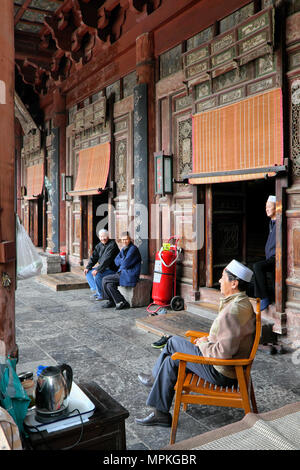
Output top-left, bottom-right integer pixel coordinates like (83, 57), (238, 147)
(147, 237), (184, 315)
(60, 251), (67, 272)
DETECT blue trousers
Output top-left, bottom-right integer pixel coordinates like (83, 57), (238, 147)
(146, 336), (237, 413)
(85, 268), (116, 298)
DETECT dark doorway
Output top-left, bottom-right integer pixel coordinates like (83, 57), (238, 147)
(92, 192), (109, 249)
(245, 178), (275, 266)
(81, 192), (109, 261)
(211, 178), (275, 287)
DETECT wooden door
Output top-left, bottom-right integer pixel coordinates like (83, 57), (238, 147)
(29, 199), (43, 247)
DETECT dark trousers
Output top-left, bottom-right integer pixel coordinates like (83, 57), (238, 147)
(253, 257), (275, 299)
(146, 336), (237, 413)
(102, 273), (126, 305)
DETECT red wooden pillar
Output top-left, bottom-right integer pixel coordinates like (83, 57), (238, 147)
(0, 0), (17, 357)
(15, 119), (23, 219)
(136, 32), (156, 272)
(52, 88), (67, 252)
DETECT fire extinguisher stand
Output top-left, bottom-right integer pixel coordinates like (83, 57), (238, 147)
(147, 237), (184, 315)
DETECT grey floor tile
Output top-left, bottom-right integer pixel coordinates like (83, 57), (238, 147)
(13, 277), (300, 451)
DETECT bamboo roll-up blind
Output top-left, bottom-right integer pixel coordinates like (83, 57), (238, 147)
(73, 142), (111, 195)
(190, 88), (283, 184)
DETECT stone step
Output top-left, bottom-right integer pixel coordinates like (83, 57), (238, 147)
(36, 272), (88, 291)
(136, 291), (279, 348)
(136, 310), (212, 339)
(199, 287), (222, 304)
(185, 301), (218, 324)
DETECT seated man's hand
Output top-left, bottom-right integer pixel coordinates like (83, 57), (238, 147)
(84, 268), (88, 275)
(92, 269), (98, 276)
(194, 337), (208, 348)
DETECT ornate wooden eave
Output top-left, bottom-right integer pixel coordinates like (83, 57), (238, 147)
(14, 0), (163, 94)
(14, 92), (38, 134)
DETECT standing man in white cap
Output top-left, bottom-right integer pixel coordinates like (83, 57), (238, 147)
(135, 259), (255, 428)
(84, 229), (120, 300)
(253, 195), (276, 311)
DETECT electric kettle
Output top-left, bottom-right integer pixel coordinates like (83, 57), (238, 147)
(35, 363), (73, 419)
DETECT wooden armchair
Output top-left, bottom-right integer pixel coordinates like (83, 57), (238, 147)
(170, 299), (261, 445)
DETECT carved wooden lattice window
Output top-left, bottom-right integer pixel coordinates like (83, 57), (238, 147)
(178, 118), (193, 181)
(219, 2), (255, 33)
(123, 71), (136, 98)
(106, 81), (120, 101)
(115, 139), (127, 192)
(186, 26), (214, 51)
(159, 44), (182, 79)
(291, 80), (300, 176)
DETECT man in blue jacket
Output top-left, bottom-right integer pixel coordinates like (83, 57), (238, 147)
(101, 232), (142, 310)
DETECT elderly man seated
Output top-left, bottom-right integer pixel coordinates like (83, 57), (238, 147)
(100, 231), (141, 310)
(135, 259), (255, 428)
(84, 229), (120, 300)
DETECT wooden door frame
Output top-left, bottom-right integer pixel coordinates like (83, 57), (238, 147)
(80, 196), (88, 262)
(275, 173), (288, 313)
(203, 177), (287, 310)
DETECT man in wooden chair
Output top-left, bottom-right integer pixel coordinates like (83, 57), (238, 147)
(135, 259), (255, 428)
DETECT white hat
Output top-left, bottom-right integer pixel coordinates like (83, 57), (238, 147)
(98, 229), (109, 237)
(225, 259), (253, 283)
(267, 195), (276, 203)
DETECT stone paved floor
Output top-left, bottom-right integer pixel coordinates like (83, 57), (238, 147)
(15, 278), (300, 450)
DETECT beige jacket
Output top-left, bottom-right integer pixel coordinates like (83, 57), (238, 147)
(199, 292), (256, 379)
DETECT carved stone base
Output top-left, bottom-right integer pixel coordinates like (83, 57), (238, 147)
(118, 278), (152, 307)
(40, 252), (62, 274)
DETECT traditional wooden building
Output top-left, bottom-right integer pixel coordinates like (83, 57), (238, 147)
(10, 0), (300, 348)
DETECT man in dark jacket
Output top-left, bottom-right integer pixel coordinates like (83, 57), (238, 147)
(253, 195), (276, 311)
(101, 232), (141, 310)
(84, 229), (120, 300)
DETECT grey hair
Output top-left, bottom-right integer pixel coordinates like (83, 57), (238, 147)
(98, 229), (109, 237)
(225, 269), (248, 292)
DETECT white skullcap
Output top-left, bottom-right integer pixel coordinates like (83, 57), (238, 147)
(267, 195), (276, 203)
(225, 259), (253, 283)
(98, 229), (109, 236)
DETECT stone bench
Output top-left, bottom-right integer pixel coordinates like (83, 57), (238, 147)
(118, 277), (152, 307)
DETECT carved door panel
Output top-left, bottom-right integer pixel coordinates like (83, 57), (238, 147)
(28, 199), (42, 247)
(29, 200), (35, 244)
(36, 198), (43, 247)
(114, 113), (132, 239)
(172, 104), (194, 285)
(71, 197), (82, 260)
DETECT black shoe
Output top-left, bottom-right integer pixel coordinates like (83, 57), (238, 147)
(138, 373), (154, 388)
(100, 300), (114, 308)
(115, 300), (130, 310)
(151, 335), (171, 349)
(135, 411), (172, 427)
